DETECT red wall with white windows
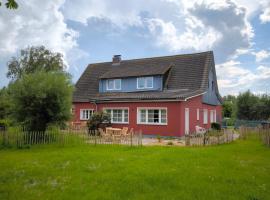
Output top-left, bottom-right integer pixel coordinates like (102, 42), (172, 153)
(72, 95), (222, 137)
(179, 95), (222, 134)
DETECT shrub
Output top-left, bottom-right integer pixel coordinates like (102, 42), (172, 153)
(0, 119), (11, 130)
(211, 122), (221, 130)
(87, 111), (111, 134)
(167, 141), (173, 145)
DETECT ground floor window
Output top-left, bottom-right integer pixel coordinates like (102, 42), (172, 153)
(210, 110), (217, 123)
(104, 108), (129, 124)
(80, 109), (94, 120)
(137, 108), (167, 125)
(203, 109), (208, 124)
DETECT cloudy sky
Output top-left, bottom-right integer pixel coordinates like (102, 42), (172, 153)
(0, 0), (270, 95)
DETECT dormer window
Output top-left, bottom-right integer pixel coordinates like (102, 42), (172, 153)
(107, 79), (121, 90)
(137, 76), (153, 89)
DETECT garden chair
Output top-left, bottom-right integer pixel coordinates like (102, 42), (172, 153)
(121, 127), (128, 136)
(195, 125), (206, 135)
(99, 128), (111, 142)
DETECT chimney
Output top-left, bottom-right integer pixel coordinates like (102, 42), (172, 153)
(112, 55), (121, 65)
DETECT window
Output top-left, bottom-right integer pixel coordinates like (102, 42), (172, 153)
(80, 109), (94, 120)
(107, 79), (121, 90)
(210, 110), (214, 123)
(203, 109), (208, 124)
(212, 81), (214, 91)
(104, 108), (128, 123)
(214, 110), (217, 122)
(137, 77), (153, 89)
(137, 108), (167, 125)
(197, 109), (200, 121)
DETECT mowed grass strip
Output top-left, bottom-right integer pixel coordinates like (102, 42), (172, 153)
(0, 139), (269, 200)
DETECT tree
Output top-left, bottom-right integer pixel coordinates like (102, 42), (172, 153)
(8, 71), (73, 131)
(7, 46), (65, 81)
(222, 101), (233, 118)
(0, 0), (18, 9)
(0, 87), (12, 119)
(87, 111), (111, 135)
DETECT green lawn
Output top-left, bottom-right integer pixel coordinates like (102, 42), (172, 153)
(0, 139), (269, 200)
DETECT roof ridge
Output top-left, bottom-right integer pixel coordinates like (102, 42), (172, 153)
(89, 51), (213, 65)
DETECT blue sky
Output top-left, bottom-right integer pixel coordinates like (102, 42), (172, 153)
(0, 0), (270, 95)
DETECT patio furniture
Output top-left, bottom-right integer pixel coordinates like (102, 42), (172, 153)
(195, 125), (206, 135)
(106, 127), (122, 142)
(99, 128), (111, 141)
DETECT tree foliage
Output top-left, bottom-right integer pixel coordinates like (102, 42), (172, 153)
(8, 71), (73, 131)
(236, 91), (270, 120)
(87, 111), (111, 131)
(7, 46), (65, 81)
(0, 0), (18, 9)
(0, 87), (12, 120)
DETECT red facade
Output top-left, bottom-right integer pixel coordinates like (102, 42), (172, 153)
(72, 95), (222, 137)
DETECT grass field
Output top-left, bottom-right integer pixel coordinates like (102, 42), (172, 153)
(0, 138), (269, 200)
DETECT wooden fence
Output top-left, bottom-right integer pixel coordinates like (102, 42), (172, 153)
(239, 126), (270, 147)
(185, 129), (235, 146)
(0, 128), (143, 149)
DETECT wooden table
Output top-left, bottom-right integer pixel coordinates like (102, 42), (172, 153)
(106, 127), (122, 135)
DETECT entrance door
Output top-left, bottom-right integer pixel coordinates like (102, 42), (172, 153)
(185, 108), (189, 134)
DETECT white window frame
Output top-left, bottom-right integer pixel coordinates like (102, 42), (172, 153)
(210, 110), (214, 123)
(80, 109), (94, 120)
(103, 107), (129, 124)
(137, 76), (154, 89)
(197, 109), (200, 121)
(203, 109), (208, 124)
(214, 110), (217, 122)
(106, 79), (121, 90)
(137, 107), (167, 125)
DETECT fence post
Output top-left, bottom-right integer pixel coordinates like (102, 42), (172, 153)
(94, 132), (97, 146)
(185, 134), (190, 146)
(130, 131), (133, 147)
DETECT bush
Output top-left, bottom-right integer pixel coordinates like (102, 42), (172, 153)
(211, 122), (221, 130)
(0, 119), (11, 130)
(87, 111), (111, 134)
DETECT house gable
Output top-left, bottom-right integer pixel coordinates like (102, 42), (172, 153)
(202, 54), (222, 105)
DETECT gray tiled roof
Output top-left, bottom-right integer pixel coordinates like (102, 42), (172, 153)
(100, 61), (171, 79)
(73, 51), (220, 102)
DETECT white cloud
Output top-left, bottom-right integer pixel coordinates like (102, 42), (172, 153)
(216, 61), (270, 95)
(259, 0), (270, 23)
(252, 50), (270, 62)
(63, 0), (254, 62)
(0, 0), (79, 68)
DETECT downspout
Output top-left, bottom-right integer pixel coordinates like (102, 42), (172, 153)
(90, 100), (98, 112)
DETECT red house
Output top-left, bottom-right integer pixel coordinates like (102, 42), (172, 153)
(72, 51), (222, 136)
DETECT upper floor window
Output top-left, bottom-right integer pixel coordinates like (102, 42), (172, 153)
(107, 79), (121, 90)
(137, 76), (153, 89)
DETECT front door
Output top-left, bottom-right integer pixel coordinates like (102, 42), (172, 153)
(185, 108), (189, 134)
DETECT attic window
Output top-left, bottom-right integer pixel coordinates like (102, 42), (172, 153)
(137, 77), (153, 89)
(107, 79), (121, 90)
(212, 81), (214, 91)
